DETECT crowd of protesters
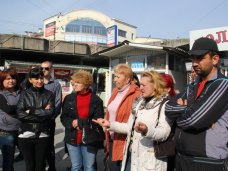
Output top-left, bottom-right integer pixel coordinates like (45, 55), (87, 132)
(0, 37), (227, 171)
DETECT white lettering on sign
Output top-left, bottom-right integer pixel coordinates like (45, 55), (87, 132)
(190, 26), (228, 51)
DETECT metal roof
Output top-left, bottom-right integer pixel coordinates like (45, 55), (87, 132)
(98, 41), (164, 58)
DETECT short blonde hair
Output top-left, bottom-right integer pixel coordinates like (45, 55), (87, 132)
(114, 64), (133, 79)
(141, 70), (167, 98)
(71, 70), (93, 87)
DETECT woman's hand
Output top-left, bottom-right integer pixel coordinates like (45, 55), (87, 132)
(72, 119), (78, 128)
(45, 104), (51, 110)
(135, 122), (148, 135)
(92, 118), (110, 128)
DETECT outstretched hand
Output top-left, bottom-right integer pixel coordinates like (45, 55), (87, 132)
(92, 118), (110, 128)
(135, 122), (148, 135)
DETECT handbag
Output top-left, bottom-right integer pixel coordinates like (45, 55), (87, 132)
(154, 98), (176, 159)
(82, 126), (104, 146)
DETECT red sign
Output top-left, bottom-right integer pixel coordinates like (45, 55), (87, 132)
(45, 21), (56, 37)
(54, 69), (70, 77)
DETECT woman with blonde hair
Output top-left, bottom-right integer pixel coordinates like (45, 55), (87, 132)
(94, 70), (172, 171)
(61, 70), (104, 171)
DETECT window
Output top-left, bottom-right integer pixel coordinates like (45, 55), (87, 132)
(128, 56), (145, 69)
(65, 18), (106, 35)
(111, 58), (126, 67)
(147, 53), (166, 69)
(82, 25), (92, 33)
(118, 29), (126, 37)
(65, 18), (107, 44)
(66, 24), (80, 32)
(94, 26), (107, 35)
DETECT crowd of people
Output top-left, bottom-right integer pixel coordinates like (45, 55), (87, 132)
(0, 37), (227, 171)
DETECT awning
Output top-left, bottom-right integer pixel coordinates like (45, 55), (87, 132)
(97, 41), (189, 58)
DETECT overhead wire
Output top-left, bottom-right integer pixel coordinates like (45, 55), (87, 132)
(178, 0), (227, 38)
(25, 0), (54, 16)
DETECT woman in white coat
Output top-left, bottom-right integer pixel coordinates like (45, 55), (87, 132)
(93, 70), (172, 171)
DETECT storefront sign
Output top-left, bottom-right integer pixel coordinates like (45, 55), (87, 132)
(131, 62), (144, 69)
(190, 26), (228, 51)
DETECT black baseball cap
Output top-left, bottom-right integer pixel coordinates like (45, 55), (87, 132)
(189, 37), (219, 56)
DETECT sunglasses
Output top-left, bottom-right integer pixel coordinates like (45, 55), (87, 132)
(41, 67), (50, 71)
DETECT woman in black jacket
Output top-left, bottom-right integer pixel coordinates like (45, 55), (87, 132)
(61, 70), (104, 171)
(16, 67), (55, 171)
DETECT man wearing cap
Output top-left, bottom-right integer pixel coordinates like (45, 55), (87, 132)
(165, 37), (228, 171)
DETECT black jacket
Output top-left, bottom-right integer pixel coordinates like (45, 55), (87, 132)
(61, 92), (104, 147)
(16, 87), (55, 136)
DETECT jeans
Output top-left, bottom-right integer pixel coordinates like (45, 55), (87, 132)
(66, 143), (97, 171)
(0, 133), (16, 171)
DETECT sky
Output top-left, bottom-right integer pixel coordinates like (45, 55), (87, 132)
(0, 0), (227, 39)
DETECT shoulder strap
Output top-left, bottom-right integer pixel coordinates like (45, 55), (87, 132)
(155, 98), (169, 127)
(0, 94), (12, 114)
(0, 94), (8, 105)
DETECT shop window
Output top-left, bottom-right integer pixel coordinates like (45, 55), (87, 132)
(127, 56), (145, 70)
(111, 58), (126, 67)
(147, 54), (166, 70)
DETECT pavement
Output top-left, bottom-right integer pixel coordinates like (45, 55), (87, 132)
(0, 116), (106, 171)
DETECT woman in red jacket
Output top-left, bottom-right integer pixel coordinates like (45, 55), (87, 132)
(105, 64), (141, 171)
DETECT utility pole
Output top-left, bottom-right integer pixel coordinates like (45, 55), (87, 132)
(53, 27), (56, 41)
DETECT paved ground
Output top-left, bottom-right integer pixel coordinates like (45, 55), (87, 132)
(0, 116), (106, 171)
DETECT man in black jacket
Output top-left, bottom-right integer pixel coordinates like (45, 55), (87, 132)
(165, 37), (228, 171)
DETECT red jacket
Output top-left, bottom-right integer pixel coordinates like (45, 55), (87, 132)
(105, 83), (141, 161)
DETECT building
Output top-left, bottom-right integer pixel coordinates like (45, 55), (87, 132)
(43, 9), (164, 47)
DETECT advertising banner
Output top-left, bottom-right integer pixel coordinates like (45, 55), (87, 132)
(45, 21), (56, 37)
(107, 25), (117, 47)
(190, 26), (228, 51)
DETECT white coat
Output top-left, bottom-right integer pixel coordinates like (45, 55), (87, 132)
(109, 97), (171, 171)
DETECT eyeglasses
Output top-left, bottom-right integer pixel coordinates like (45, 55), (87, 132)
(41, 67), (50, 71)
